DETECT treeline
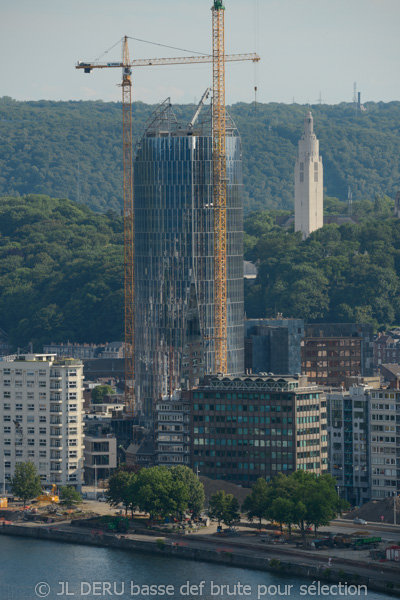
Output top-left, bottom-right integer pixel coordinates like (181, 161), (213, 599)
(106, 465), (205, 519)
(0, 194), (124, 349)
(1, 96), (400, 215)
(242, 471), (347, 540)
(244, 202), (400, 329)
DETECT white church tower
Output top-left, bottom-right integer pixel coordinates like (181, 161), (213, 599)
(294, 112), (323, 239)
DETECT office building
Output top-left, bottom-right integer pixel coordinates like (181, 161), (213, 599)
(190, 374), (328, 485)
(0, 354), (84, 492)
(327, 385), (371, 506)
(134, 99), (244, 418)
(154, 391), (191, 467)
(369, 386), (400, 499)
(302, 323), (374, 387)
(245, 318), (304, 375)
(294, 112), (323, 239)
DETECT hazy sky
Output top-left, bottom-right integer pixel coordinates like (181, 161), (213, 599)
(1, 0), (399, 106)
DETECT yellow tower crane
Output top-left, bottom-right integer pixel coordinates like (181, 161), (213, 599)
(76, 32), (259, 416)
(212, 0), (227, 375)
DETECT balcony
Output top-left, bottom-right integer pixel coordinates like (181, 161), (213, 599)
(50, 430), (62, 438)
(50, 466), (63, 473)
(50, 442), (63, 449)
(50, 407), (62, 414)
(50, 383), (62, 392)
(50, 394), (62, 403)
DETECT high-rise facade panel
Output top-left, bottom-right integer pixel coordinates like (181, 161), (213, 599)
(134, 101), (244, 418)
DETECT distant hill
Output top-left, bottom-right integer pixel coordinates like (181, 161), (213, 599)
(1, 97), (399, 215)
(0, 194), (124, 349)
(1, 195), (400, 349)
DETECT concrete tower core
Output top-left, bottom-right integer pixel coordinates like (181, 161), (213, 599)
(294, 112), (323, 239)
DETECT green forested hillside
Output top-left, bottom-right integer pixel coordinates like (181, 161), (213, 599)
(0, 195), (124, 349)
(244, 208), (400, 330)
(1, 195), (400, 351)
(1, 97), (399, 215)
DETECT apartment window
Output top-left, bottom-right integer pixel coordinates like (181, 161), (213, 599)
(39, 393), (46, 400)
(15, 450), (22, 457)
(27, 416), (34, 423)
(39, 451), (47, 458)
(27, 428), (35, 435)
(39, 416), (46, 423)
(16, 404), (23, 411)
(68, 427), (78, 435)
(39, 370), (46, 376)
(3, 450), (11, 457)
(27, 439), (35, 446)
(3, 380), (10, 387)
(3, 369), (10, 375)
(39, 381), (46, 388)
(3, 403), (10, 410)
(39, 462), (47, 470)
(27, 380), (35, 388)
(39, 439), (47, 447)
(39, 427), (46, 435)
(3, 415), (11, 422)
(27, 393), (34, 400)
(68, 451), (77, 458)
(3, 392), (10, 399)
(3, 426), (11, 433)
(39, 404), (46, 412)
(4, 461), (11, 469)
(68, 405), (77, 412)
(28, 450), (35, 458)
(15, 380), (22, 388)
(15, 392), (22, 399)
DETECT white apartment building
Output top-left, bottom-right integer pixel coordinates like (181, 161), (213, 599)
(0, 354), (84, 493)
(369, 388), (399, 499)
(155, 391), (190, 467)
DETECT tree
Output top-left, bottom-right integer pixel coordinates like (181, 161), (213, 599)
(209, 490), (240, 527)
(10, 462), (42, 507)
(171, 466), (205, 516)
(105, 470), (135, 516)
(135, 466), (189, 520)
(59, 486), (82, 507)
(91, 385), (115, 404)
(242, 478), (271, 525)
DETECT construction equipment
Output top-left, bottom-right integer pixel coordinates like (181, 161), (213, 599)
(212, 0), (227, 374)
(76, 22), (260, 413)
(35, 484), (59, 504)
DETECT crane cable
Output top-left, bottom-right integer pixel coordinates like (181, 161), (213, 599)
(91, 36), (210, 64)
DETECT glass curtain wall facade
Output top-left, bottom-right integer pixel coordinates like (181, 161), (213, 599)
(134, 100), (244, 418)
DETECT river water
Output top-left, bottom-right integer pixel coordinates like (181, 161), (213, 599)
(0, 536), (394, 600)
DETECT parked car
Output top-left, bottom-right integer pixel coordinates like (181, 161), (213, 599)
(353, 518), (367, 525)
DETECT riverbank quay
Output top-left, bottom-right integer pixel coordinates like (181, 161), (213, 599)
(1, 520), (399, 597)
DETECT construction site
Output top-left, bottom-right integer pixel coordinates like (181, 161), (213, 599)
(76, 1), (260, 421)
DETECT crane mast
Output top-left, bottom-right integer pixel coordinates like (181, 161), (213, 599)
(212, 0), (227, 375)
(121, 36), (135, 417)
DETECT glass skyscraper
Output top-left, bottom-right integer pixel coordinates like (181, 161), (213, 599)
(134, 99), (244, 418)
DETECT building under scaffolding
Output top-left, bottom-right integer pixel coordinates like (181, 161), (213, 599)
(134, 98), (244, 419)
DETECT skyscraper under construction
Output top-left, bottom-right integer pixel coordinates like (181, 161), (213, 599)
(134, 98), (244, 418)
